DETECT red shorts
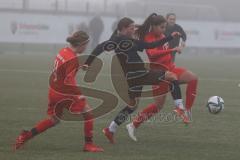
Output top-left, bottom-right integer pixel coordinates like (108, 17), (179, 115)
(152, 66), (187, 97)
(169, 66), (187, 79)
(47, 89), (86, 116)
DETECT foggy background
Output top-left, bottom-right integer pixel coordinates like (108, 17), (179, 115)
(1, 0), (239, 21)
(0, 0), (239, 55)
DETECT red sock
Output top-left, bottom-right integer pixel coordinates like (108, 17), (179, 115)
(133, 104), (159, 128)
(83, 112), (93, 143)
(186, 79), (198, 110)
(31, 118), (57, 137)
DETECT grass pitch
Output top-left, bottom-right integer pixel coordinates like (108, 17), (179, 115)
(0, 52), (240, 160)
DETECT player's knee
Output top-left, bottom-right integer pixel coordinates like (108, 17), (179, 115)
(188, 74), (198, 84)
(165, 71), (177, 81)
(187, 71), (198, 82)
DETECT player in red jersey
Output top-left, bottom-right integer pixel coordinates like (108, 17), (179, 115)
(14, 31), (104, 152)
(126, 14), (198, 141)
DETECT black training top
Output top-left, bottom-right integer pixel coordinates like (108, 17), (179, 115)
(165, 24), (187, 48)
(85, 34), (173, 77)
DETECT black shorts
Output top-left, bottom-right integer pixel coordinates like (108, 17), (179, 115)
(127, 70), (165, 99)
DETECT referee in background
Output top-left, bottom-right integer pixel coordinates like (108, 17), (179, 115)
(165, 13), (187, 62)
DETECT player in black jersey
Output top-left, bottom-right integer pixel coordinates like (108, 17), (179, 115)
(84, 17), (188, 143)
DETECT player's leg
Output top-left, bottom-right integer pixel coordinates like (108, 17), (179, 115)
(126, 94), (167, 141)
(173, 67), (198, 119)
(81, 104), (104, 152)
(103, 83), (142, 143)
(128, 70), (189, 126)
(129, 82), (168, 128)
(179, 70), (198, 110)
(29, 116), (59, 137)
(14, 116), (59, 150)
(126, 70), (187, 141)
(15, 94), (67, 150)
(180, 70), (198, 120)
(144, 67), (185, 113)
(162, 71), (189, 124)
(103, 97), (139, 144)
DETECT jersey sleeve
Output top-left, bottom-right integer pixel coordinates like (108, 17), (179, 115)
(85, 41), (106, 66)
(177, 24), (187, 42)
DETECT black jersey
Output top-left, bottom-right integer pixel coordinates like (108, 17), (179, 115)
(165, 24), (187, 48)
(85, 34), (173, 78)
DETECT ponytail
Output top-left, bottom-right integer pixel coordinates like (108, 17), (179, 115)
(137, 13), (167, 40)
(136, 13), (157, 40)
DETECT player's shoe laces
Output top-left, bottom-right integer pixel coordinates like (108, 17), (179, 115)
(126, 123), (137, 142)
(14, 130), (32, 150)
(102, 128), (114, 144)
(83, 143), (104, 152)
(173, 107), (190, 124)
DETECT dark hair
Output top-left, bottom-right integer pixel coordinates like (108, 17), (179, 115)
(111, 17), (134, 38)
(137, 13), (167, 40)
(66, 31), (89, 47)
(166, 13), (176, 19)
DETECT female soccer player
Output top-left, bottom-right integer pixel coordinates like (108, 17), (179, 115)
(14, 31), (104, 152)
(84, 17), (186, 144)
(126, 13), (198, 141)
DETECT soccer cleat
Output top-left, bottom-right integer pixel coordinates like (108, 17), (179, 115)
(83, 143), (104, 152)
(102, 128), (115, 144)
(173, 107), (190, 124)
(126, 123), (137, 142)
(14, 130), (32, 150)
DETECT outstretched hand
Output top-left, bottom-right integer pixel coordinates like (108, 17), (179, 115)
(173, 46), (183, 54)
(171, 32), (181, 37)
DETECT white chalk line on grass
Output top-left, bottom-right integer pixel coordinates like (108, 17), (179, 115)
(0, 68), (239, 83)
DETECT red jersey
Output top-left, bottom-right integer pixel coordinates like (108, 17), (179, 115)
(144, 32), (175, 70)
(49, 47), (81, 96)
(47, 47), (87, 116)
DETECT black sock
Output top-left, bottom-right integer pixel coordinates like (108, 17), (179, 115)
(114, 106), (135, 126)
(85, 136), (93, 143)
(30, 128), (38, 137)
(171, 80), (182, 100)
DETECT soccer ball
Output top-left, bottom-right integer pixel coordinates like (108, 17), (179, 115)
(206, 96), (224, 114)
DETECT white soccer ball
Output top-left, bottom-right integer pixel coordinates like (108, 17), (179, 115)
(206, 96), (224, 114)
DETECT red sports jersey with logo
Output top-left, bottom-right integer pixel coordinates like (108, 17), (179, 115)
(144, 32), (186, 77)
(144, 32), (175, 70)
(144, 32), (187, 96)
(48, 47), (85, 116)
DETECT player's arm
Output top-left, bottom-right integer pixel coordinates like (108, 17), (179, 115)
(144, 35), (174, 57)
(177, 24), (187, 44)
(146, 48), (176, 58)
(137, 32), (181, 50)
(84, 41), (106, 66)
(136, 35), (173, 51)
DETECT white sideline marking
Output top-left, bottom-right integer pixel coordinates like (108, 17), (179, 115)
(0, 68), (239, 83)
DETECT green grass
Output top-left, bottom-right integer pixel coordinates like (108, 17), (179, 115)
(0, 53), (240, 160)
